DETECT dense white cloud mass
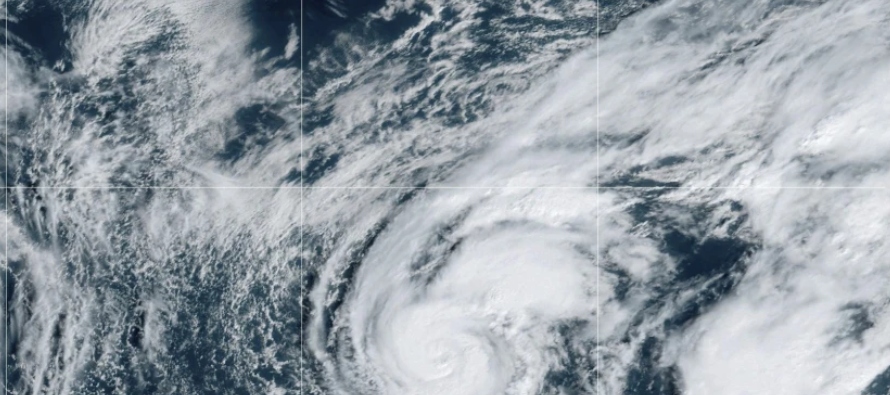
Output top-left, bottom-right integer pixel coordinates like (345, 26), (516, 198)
(3, 0), (889, 394)
(305, 0), (890, 393)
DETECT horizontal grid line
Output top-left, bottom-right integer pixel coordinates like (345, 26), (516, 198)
(1, 186), (887, 190)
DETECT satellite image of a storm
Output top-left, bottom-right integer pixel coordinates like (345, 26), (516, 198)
(2, 0), (890, 394)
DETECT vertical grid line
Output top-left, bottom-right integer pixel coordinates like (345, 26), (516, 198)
(299, 1), (305, 393)
(5, 3), (9, 392)
(595, 0), (601, 393)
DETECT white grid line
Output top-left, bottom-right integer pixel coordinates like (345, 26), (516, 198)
(595, 0), (601, 392)
(300, 0), (305, 393)
(1, 186), (886, 190)
(5, 2), (8, 392)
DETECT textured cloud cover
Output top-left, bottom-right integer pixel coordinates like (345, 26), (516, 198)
(3, 0), (889, 394)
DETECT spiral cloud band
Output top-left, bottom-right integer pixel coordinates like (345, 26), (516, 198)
(309, 188), (601, 394)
